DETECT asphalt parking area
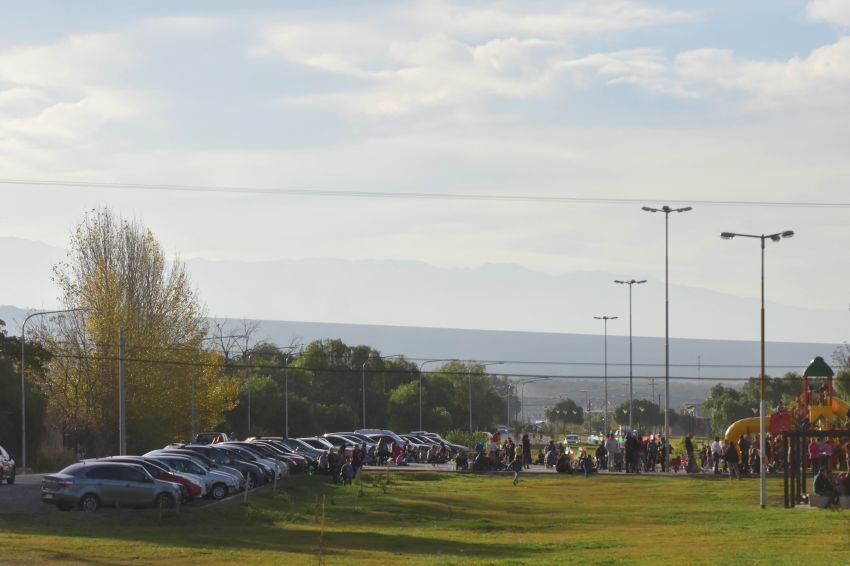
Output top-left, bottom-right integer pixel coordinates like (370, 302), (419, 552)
(0, 474), (46, 514)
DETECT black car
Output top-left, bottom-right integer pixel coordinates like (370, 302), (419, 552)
(0, 445), (15, 484)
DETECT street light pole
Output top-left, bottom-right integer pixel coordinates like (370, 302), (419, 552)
(721, 229), (794, 508)
(594, 315), (618, 434)
(643, 204), (692, 469)
(615, 279), (646, 431)
(20, 307), (88, 470)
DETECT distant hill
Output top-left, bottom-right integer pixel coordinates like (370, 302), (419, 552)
(3, 304), (840, 420)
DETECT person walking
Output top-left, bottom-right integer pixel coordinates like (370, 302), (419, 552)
(510, 448), (523, 486)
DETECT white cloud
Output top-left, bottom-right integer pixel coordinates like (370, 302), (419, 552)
(257, 1), (697, 115)
(807, 0), (850, 26)
(409, 0), (696, 38)
(673, 37), (850, 105)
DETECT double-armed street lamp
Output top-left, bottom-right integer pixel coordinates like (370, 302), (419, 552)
(720, 229), (794, 508)
(614, 279), (646, 431)
(642, 204), (692, 468)
(593, 315), (618, 433)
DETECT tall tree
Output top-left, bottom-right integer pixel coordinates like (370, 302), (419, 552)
(36, 208), (239, 455)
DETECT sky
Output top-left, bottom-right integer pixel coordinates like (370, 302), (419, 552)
(1, 1), (849, 341)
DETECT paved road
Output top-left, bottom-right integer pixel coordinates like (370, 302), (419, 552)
(0, 474), (47, 514)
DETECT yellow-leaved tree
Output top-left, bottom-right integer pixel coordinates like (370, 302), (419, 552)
(36, 207), (239, 455)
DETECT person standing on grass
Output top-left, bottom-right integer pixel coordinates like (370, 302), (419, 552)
(578, 447), (593, 478)
(711, 436), (722, 475)
(522, 433), (532, 470)
(605, 434), (620, 472)
(510, 448), (523, 485)
(647, 436), (659, 472)
(739, 434), (751, 475)
(684, 434), (696, 474)
(725, 442), (741, 480)
(595, 442), (607, 471)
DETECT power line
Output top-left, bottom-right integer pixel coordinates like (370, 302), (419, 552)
(47, 351), (763, 380)
(3, 178), (850, 209)
(32, 338), (811, 370)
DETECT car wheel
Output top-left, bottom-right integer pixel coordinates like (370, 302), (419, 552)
(246, 473), (257, 490)
(155, 493), (176, 509)
(79, 493), (99, 512)
(210, 483), (227, 500)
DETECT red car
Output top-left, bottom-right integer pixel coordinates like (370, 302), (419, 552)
(101, 457), (203, 501)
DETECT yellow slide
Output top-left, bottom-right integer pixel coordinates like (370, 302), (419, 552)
(724, 416), (771, 444)
(724, 397), (848, 444)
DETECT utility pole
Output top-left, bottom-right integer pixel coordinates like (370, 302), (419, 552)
(284, 354), (290, 438)
(118, 327), (126, 455)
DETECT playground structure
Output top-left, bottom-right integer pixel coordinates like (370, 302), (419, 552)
(723, 356), (850, 507)
(724, 356), (849, 445)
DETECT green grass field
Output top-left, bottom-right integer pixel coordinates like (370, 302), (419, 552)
(2, 471), (849, 564)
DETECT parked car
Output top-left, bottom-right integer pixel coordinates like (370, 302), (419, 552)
(98, 456), (202, 502)
(355, 429), (407, 447)
(0, 445), (15, 484)
(411, 431), (467, 454)
(219, 442), (287, 479)
(321, 434), (359, 455)
(41, 462), (181, 511)
(180, 444), (266, 489)
(563, 434), (581, 444)
(213, 444), (275, 482)
(249, 440), (309, 473)
(275, 437), (325, 460)
(144, 453), (238, 500)
(298, 437), (335, 451)
(329, 432), (377, 450)
(160, 446), (246, 488)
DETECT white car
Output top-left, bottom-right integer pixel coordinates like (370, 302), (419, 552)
(564, 434), (580, 444)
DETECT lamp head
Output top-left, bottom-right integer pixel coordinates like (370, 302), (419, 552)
(636, 280), (647, 284)
(641, 206), (658, 213)
(781, 230), (794, 239)
(720, 232), (735, 240)
(770, 234), (781, 242)
(675, 206), (693, 213)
